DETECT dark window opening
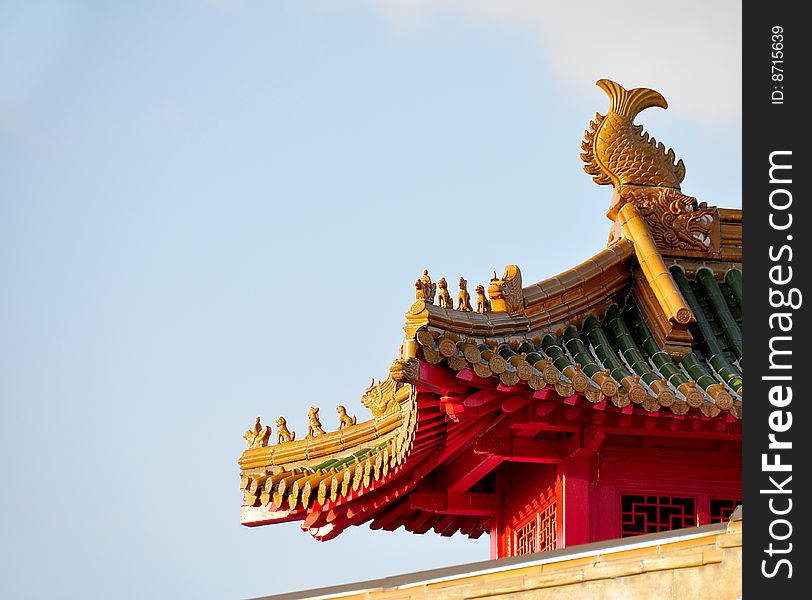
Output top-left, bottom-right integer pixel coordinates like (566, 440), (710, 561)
(710, 498), (741, 523)
(621, 494), (696, 537)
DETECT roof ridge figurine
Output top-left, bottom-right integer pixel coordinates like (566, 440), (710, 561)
(275, 416), (295, 444)
(305, 406), (326, 439)
(336, 405), (357, 429)
(457, 277), (472, 311)
(243, 416), (271, 449)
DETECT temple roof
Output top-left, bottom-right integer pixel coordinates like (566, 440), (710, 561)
(238, 79), (742, 541)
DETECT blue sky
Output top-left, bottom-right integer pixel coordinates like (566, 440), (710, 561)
(1, 2), (740, 598)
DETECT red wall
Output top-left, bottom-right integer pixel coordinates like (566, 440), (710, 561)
(494, 438), (741, 558)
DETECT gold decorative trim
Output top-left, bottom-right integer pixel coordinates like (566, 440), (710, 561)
(361, 376), (404, 417)
(618, 203), (694, 330)
(390, 357), (419, 384)
(488, 265), (524, 315)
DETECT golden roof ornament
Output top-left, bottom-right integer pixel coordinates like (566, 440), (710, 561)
(305, 406), (326, 439)
(361, 376), (402, 417)
(389, 357), (419, 385)
(488, 265), (524, 315)
(415, 269), (437, 303)
(436, 277), (454, 309)
(581, 78), (684, 189)
(243, 416), (271, 449)
(474, 284), (491, 313)
(581, 79), (717, 256)
(457, 277), (472, 311)
(275, 416), (295, 444)
(336, 405), (357, 429)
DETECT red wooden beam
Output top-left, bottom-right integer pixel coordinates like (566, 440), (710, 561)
(565, 405), (584, 420)
(440, 393), (501, 421)
(302, 508), (329, 530)
(458, 516), (484, 537)
(533, 387), (558, 401)
(416, 362), (471, 396)
(370, 499), (412, 531)
(473, 435), (563, 463)
(438, 516), (465, 537)
(496, 382), (526, 394)
(439, 445), (505, 492)
(464, 390), (501, 407)
(558, 458), (590, 547)
(440, 395), (465, 421)
(409, 491), (496, 516)
(602, 425), (742, 441)
(412, 514), (440, 535)
(593, 410), (742, 439)
(403, 509), (436, 534)
(567, 425), (605, 459)
(501, 394), (531, 413)
(455, 367), (495, 388)
(563, 394), (580, 406)
(536, 401), (559, 417)
(433, 514), (460, 536)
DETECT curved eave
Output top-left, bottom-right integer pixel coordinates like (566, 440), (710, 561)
(239, 376), (509, 541)
(405, 240), (634, 339)
(241, 360), (741, 541)
(239, 389), (409, 472)
(239, 385), (452, 539)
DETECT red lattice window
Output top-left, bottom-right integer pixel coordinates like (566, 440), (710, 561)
(513, 502), (557, 555)
(514, 519), (537, 555)
(538, 502), (557, 552)
(710, 498), (741, 523)
(621, 495), (696, 537)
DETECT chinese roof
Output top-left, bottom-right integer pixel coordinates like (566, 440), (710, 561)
(238, 79), (742, 542)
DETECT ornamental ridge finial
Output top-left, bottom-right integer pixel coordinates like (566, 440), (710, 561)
(581, 79), (685, 189)
(582, 79), (717, 254)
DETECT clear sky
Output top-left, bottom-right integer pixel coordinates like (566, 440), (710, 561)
(1, 2), (740, 598)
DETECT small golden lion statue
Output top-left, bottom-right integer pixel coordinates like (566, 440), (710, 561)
(475, 284), (491, 312)
(275, 416), (296, 444)
(336, 405), (357, 429)
(306, 406), (326, 439)
(457, 277), (473, 311)
(437, 277), (454, 309)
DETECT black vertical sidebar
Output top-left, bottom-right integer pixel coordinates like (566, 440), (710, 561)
(743, 2), (808, 597)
